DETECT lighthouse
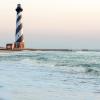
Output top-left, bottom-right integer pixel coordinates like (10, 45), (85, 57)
(6, 4), (24, 50)
(14, 4), (24, 48)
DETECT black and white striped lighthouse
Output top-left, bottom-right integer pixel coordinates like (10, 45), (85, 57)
(14, 4), (24, 48)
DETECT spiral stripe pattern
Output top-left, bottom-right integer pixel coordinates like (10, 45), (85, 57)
(16, 12), (23, 42)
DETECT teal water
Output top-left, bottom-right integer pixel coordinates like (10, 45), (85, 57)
(0, 51), (100, 100)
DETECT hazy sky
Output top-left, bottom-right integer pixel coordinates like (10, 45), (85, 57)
(0, 0), (100, 49)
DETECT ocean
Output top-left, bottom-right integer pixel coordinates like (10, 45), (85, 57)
(0, 51), (100, 100)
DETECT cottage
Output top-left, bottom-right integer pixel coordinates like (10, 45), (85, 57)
(6, 44), (14, 50)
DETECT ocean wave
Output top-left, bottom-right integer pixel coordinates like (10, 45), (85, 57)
(78, 63), (100, 67)
(85, 67), (100, 74)
(0, 51), (100, 75)
(54, 63), (100, 75)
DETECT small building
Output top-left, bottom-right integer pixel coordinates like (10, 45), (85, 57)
(6, 44), (14, 50)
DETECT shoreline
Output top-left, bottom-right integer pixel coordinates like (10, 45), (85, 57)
(0, 48), (100, 52)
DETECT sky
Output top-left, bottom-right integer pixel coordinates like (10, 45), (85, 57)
(0, 0), (100, 49)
